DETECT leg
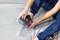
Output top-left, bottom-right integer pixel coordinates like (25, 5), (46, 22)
(32, 21), (60, 40)
(37, 11), (60, 40)
(37, 21), (60, 40)
(29, 0), (45, 19)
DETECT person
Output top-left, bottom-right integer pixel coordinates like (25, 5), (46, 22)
(17, 0), (60, 40)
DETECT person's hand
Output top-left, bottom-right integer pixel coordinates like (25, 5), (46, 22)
(32, 36), (38, 40)
(17, 9), (28, 22)
(29, 21), (39, 29)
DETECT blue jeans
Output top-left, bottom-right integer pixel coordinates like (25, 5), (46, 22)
(37, 11), (60, 40)
(30, 0), (59, 40)
(30, 0), (58, 15)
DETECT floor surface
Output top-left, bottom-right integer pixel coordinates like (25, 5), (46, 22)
(0, 0), (60, 40)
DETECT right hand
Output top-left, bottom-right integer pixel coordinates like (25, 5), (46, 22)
(17, 9), (28, 22)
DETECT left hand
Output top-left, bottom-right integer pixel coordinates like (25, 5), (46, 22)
(29, 21), (38, 29)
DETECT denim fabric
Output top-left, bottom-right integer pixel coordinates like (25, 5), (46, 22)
(37, 11), (60, 40)
(30, 0), (58, 15)
(30, 0), (60, 40)
(30, 0), (45, 15)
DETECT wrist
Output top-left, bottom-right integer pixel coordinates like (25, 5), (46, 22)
(36, 20), (41, 25)
(23, 8), (28, 14)
(35, 21), (40, 25)
(24, 7), (29, 11)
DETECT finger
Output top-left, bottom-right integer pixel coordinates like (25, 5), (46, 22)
(17, 18), (19, 23)
(17, 13), (24, 22)
(21, 14), (25, 19)
(24, 14), (27, 19)
(17, 16), (21, 23)
(29, 24), (33, 29)
(17, 13), (22, 19)
(28, 26), (31, 29)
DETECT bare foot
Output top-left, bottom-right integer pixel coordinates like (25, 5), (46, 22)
(32, 36), (39, 40)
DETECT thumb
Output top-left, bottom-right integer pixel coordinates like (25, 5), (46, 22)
(17, 13), (23, 22)
(24, 14), (27, 19)
(17, 13), (22, 19)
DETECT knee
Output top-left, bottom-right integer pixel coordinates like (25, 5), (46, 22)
(37, 32), (45, 40)
(30, 0), (44, 14)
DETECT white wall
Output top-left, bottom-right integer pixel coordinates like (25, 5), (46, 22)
(0, 0), (27, 4)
